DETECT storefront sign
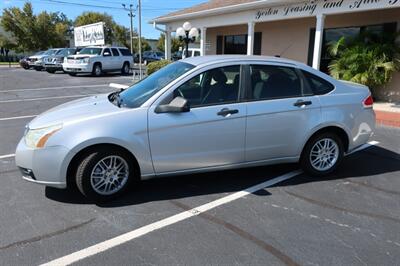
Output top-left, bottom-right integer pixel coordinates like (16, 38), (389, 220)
(255, 0), (399, 21)
(74, 22), (105, 47)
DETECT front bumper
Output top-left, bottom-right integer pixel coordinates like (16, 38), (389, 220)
(45, 63), (63, 70)
(15, 139), (72, 189)
(62, 63), (92, 73)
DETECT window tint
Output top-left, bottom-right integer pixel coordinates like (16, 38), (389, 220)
(250, 65), (302, 100)
(111, 48), (120, 56)
(302, 70), (334, 95)
(194, 51), (201, 57)
(173, 65), (241, 107)
(103, 48), (111, 56)
(119, 48), (132, 56)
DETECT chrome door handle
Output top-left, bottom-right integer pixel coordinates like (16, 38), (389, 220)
(217, 108), (239, 117)
(293, 100), (312, 107)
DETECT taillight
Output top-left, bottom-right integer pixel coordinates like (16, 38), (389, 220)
(363, 95), (373, 108)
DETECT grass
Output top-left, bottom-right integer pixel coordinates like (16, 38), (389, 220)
(0, 62), (19, 65)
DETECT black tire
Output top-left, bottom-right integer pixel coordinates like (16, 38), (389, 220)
(46, 69), (56, 74)
(34, 67), (42, 71)
(92, 63), (102, 77)
(68, 73), (77, 76)
(300, 132), (344, 177)
(121, 62), (130, 75)
(75, 147), (137, 201)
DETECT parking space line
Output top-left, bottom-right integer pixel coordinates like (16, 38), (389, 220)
(0, 84), (115, 93)
(0, 94), (97, 103)
(0, 115), (36, 121)
(0, 154), (15, 160)
(41, 170), (302, 266)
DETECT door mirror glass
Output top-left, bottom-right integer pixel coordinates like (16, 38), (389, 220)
(155, 96), (190, 113)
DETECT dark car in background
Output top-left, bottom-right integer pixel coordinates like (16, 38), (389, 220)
(142, 51), (165, 65)
(44, 48), (80, 73)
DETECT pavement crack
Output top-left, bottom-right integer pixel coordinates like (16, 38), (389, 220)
(169, 200), (300, 266)
(284, 190), (400, 224)
(347, 180), (400, 196)
(0, 218), (95, 250)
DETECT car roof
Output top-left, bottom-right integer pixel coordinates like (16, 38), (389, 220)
(180, 55), (302, 67)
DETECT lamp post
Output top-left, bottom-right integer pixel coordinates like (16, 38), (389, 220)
(176, 22), (199, 58)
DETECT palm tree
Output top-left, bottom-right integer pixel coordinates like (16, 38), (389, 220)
(328, 30), (400, 96)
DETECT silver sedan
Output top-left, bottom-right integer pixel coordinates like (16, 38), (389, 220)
(15, 55), (375, 201)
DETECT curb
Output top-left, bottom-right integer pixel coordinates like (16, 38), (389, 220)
(375, 110), (400, 128)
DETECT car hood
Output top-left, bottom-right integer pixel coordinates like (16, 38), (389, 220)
(68, 54), (98, 59)
(28, 93), (121, 129)
(29, 54), (46, 60)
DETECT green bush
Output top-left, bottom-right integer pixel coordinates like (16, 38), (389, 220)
(147, 60), (172, 75)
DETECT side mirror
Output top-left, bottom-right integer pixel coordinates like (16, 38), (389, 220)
(103, 52), (111, 56)
(155, 97), (190, 114)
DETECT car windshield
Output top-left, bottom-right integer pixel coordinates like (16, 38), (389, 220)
(79, 47), (102, 55)
(35, 51), (45, 55)
(44, 49), (58, 55)
(56, 48), (75, 56)
(118, 62), (195, 108)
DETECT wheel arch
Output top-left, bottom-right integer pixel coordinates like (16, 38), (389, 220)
(66, 143), (141, 189)
(301, 125), (350, 155)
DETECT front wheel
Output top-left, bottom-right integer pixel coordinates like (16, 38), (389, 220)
(75, 148), (136, 201)
(92, 64), (102, 77)
(300, 133), (344, 176)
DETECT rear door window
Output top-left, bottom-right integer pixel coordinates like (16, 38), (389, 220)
(111, 48), (120, 56)
(249, 65), (303, 100)
(302, 70), (335, 95)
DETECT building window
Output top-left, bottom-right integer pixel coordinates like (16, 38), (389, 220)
(218, 33), (262, 55)
(224, 35), (248, 54)
(308, 22), (397, 73)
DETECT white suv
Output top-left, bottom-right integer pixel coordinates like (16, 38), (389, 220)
(62, 46), (133, 76)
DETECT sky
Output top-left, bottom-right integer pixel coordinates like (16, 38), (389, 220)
(0, 0), (206, 39)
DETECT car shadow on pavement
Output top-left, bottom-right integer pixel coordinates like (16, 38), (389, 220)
(45, 145), (400, 207)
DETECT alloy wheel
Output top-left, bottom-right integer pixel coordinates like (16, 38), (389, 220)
(90, 155), (129, 196)
(309, 138), (339, 171)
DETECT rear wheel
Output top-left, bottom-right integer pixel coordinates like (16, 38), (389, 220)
(75, 148), (136, 201)
(68, 72), (77, 76)
(92, 63), (102, 77)
(46, 69), (56, 74)
(300, 133), (344, 176)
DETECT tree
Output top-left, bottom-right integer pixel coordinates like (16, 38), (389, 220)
(113, 24), (130, 48)
(0, 2), (70, 52)
(157, 33), (182, 53)
(328, 30), (400, 96)
(133, 37), (151, 53)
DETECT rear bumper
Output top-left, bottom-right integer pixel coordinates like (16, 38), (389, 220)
(349, 108), (376, 151)
(15, 139), (72, 189)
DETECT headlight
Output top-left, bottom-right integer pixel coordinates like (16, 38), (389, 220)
(80, 58), (90, 64)
(25, 124), (63, 149)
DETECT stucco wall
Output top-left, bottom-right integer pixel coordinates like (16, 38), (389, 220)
(205, 8), (400, 102)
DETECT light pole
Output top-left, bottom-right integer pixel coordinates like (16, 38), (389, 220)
(176, 22), (199, 58)
(122, 4), (135, 71)
(138, 0), (143, 79)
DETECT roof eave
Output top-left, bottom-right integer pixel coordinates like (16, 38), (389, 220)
(149, 0), (296, 24)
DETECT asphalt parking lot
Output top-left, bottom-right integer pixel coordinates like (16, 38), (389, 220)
(0, 67), (399, 266)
